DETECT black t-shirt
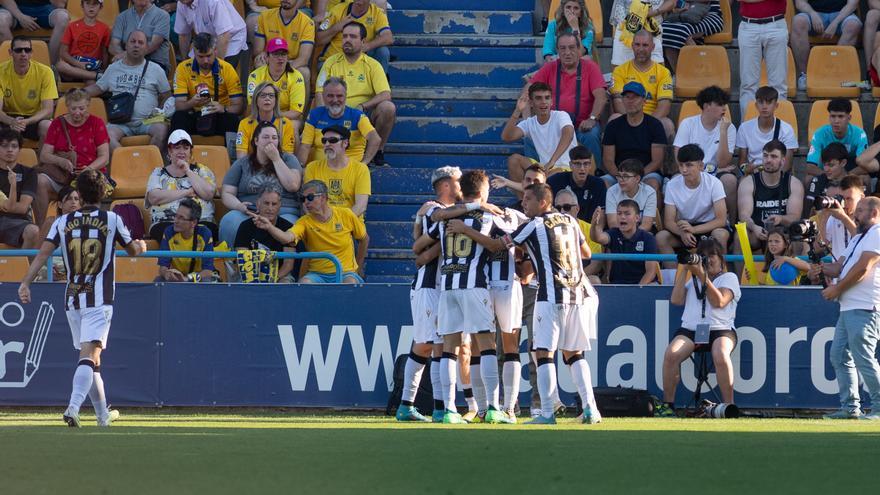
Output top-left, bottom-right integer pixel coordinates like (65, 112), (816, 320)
(234, 217), (294, 251)
(808, 0), (847, 13)
(0, 164), (37, 221)
(602, 114), (667, 167)
(547, 172), (606, 222)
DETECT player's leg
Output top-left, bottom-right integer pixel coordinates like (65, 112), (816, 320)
(430, 343), (445, 421)
(437, 291), (465, 422)
(525, 302), (560, 424)
(460, 338), (483, 422)
(561, 298), (600, 424)
(497, 283), (523, 419)
(397, 290), (435, 421)
(661, 332), (696, 414)
(468, 288), (509, 423)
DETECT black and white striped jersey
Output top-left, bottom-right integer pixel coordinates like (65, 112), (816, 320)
(428, 208), (509, 290)
(511, 211), (594, 304)
(47, 208), (133, 310)
(488, 208), (528, 285)
(412, 204), (442, 290)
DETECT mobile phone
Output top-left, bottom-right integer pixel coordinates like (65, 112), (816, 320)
(246, 204), (258, 213)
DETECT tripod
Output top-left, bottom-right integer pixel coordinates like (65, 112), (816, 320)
(689, 344), (722, 409)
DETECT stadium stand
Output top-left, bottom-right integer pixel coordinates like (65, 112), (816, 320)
(673, 45), (731, 98)
(193, 145), (232, 195)
(115, 256), (160, 282)
(110, 146), (164, 199)
(0, 256), (29, 282)
(805, 46), (862, 98)
(703, 0), (732, 44)
(759, 47), (796, 95)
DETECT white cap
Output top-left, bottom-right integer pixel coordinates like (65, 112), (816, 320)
(167, 129), (193, 146)
(430, 166), (462, 186)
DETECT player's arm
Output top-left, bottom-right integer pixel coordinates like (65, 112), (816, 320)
(124, 239), (148, 257)
(415, 242), (440, 267)
(430, 202), (501, 223)
(446, 219), (506, 252)
(18, 240), (58, 302)
(413, 233), (435, 254)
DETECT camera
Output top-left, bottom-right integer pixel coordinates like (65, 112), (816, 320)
(675, 247), (703, 266)
(698, 399), (740, 419)
(814, 194), (844, 210)
(196, 83), (210, 99)
(788, 219), (819, 242)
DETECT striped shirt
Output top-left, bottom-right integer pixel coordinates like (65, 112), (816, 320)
(488, 208), (529, 285)
(47, 208), (133, 310)
(512, 211), (594, 304)
(412, 204), (442, 290)
(428, 209), (509, 290)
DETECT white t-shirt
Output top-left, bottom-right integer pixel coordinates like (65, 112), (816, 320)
(673, 115), (737, 174)
(735, 118), (799, 165)
(825, 215), (853, 261)
(606, 182), (657, 218)
(664, 172), (726, 224)
(681, 271), (741, 330)
(838, 226), (880, 311)
(517, 111), (577, 167)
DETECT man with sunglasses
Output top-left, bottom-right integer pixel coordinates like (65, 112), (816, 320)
(546, 146), (606, 223)
(303, 124), (370, 217)
(0, 0), (69, 65)
(604, 158), (657, 232)
(0, 36), (57, 144)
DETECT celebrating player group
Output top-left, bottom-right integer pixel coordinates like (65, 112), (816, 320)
(401, 167), (600, 425)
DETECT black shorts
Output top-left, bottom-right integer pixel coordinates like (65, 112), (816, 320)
(2, 117), (40, 141)
(0, 215), (34, 246)
(673, 327), (738, 351)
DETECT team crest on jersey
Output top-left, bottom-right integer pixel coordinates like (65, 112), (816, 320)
(636, 241), (644, 251)
(343, 120), (351, 128)
(357, 74), (366, 82)
(27, 89), (36, 100)
(329, 179), (342, 197)
(3, 88), (10, 98)
(648, 76), (656, 83)
(335, 223), (343, 232)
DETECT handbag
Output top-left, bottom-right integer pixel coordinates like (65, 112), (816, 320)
(107, 60), (150, 124)
(34, 118), (76, 184)
(665, 2), (710, 24)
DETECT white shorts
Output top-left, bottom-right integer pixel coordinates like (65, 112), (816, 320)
(66, 305), (113, 350)
(410, 288), (440, 344)
(438, 288), (494, 336)
(612, 26), (664, 66)
(532, 296), (598, 352)
(490, 283), (523, 334)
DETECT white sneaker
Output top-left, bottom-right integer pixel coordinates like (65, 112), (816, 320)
(797, 72), (807, 92)
(63, 406), (81, 428)
(98, 409), (120, 427)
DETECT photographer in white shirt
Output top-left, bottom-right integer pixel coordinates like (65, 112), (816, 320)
(818, 175), (863, 260)
(820, 196), (880, 420)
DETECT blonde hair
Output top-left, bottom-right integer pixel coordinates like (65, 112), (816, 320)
(64, 88), (90, 105)
(554, 0), (592, 38)
(249, 82), (281, 121)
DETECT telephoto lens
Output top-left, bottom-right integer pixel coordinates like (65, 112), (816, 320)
(700, 400), (740, 418)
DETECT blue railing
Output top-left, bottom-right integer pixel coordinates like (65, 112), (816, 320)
(1, 250), (344, 283)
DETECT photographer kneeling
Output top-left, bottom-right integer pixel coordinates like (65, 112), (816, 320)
(657, 238), (741, 417)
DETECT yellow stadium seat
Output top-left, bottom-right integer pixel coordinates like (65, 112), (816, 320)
(58, 82), (86, 94)
(806, 46), (861, 98)
(785, 0), (794, 32)
(674, 45), (730, 98)
(193, 145), (231, 187)
(22, 139), (39, 150)
(120, 136), (152, 147)
(874, 86), (880, 99)
(115, 257), (159, 282)
(111, 146), (164, 199)
(704, 0), (732, 44)
(54, 97), (108, 122)
(759, 47), (796, 95)
(18, 148), (38, 168)
(742, 99), (799, 140)
(547, 0), (603, 41)
(0, 40), (50, 65)
(0, 256), (29, 282)
(192, 136), (227, 146)
(676, 100), (731, 128)
(232, 0), (246, 20)
(807, 100), (863, 142)
(67, 0), (120, 28)
(110, 199), (151, 238)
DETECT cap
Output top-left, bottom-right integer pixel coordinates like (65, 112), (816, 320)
(621, 81), (647, 98)
(267, 38), (289, 53)
(430, 166), (462, 186)
(323, 124), (351, 141)
(167, 129), (193, 146)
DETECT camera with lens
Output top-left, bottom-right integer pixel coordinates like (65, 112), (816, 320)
(675, 247), (704, 266)
(814, 194), (843, 211)
(788, 219), (819, 242)
(698, 399), (740, 419)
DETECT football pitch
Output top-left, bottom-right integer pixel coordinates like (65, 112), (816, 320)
(1, 410), (879, 494)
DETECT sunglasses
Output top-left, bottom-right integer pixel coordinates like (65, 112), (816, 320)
(302, 193), (324, 202)
(556, 204), (577, 212)
(12, 47), (32, 54)
(321, 137), (342, 144)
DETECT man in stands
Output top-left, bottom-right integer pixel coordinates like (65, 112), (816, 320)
(316, 21), (395, 167)
(298, 77), (380, 166)
(791, 0), (861, 92)
(529, 32), (606, 168)
(0, 128), (39, 249)
(110, 0), (172, 73)
(736, 86), (799, 175)
(610, 30), (674, 140)
(234, 184), (295, 283)
(0, 36), (56, 144)
(157, 198), (215, 283)
(656, 144), (730, 267)
(806, 99), (868, 179)
(253, 0), (314, 103)
(316, 0), (393, 72)
(0, 0), (69, 64)
(738, 0), (789, 119)
(303, 125), (370, 217)
(175, 0), (247, 66)
(602, 81), (666, 192)
(590, 199), (660, 285)
(502, 82), (576, 185)
(546, 146), (605, 222)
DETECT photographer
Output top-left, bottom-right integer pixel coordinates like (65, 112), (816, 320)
(818, 175), (863, 260)
(657, 238), (741, 417)
(819, 197), (880, 420)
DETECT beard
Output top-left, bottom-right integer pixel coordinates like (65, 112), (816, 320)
(325, 148), (337, 160)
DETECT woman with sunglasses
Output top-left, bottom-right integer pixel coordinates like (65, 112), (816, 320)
(219, 121), (303, 248)
(235, 81), (297, 159)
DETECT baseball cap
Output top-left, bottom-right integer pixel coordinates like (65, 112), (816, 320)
(167, 129), (193, 146)
(621, 81), (647, 98)
(322, 124), (351, 140)
(267, 38), (289, 53)
(431, 166), (462, 186)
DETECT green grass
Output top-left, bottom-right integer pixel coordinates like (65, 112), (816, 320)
(2, 410), (879, 494)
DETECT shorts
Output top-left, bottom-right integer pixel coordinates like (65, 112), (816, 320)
(490, 282), (523, 333)
(4, 4), (63, 29)
(669, 221), (734, 246)
(532, 296), (598, 352)
(794, 12), (862, 36)
(612, 26), (664, 66)
(66, 305), (114, 350)
(438, 288), (494, 335)
(0, 215), (34, 246)
(300, 271), (365, 283)
(673, 327), (738, 350)
(410, 288), (440, 344)
(108, 121), (156, 137)
(3, 117), (41, 141)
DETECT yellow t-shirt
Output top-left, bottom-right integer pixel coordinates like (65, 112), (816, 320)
(0, 60), (58, 116)
(174, 58), (244, 108)
(303, 158), (371, 210)
(236, 116), (296, 154)
(315, 53), (390, 107)
(611, 61), (673, 115)
(301, 106), (375, 162)
(289, 205), (367, 273)
(577, 219), (604, 256)
(246, 65), (306, 114)
(318, 2), (390, 61)
(255, 8), (315, 61)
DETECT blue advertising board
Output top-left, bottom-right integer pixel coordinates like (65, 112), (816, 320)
(0, 283), (859, 409)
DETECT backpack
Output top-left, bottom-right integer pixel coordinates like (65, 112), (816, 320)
(112, 203), (145, 240)
(591, 386), (657, 417)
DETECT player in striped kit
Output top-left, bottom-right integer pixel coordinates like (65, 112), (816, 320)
(19, 170), (147, 428)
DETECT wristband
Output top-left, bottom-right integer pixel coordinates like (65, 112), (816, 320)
(465, 201), (481, 212)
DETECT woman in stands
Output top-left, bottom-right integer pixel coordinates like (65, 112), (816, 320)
(219, 122), (303, 248)
(236, 82), (297, 159)
(661, 0), (724, 71)
(542, 0), (595, 62)
(36, 185), (80, 281)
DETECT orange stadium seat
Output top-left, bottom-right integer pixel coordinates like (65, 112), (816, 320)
(192, 136), (227, 146)
(785, 0), (794, 31)
(806, 46), (861, 98)
(67, 0), (120, 28)
(18, 148), (38, 168)
(193, 145), (231, 188)
(873, 105), (880, 134)
(807, 100), (862, 141)
(742, 99), (799, 140)
(704, 0), (732, 44)
(0, 256), (29, 282)
(674, 45), (730, 98)
(111, 146), (164, 199)
(676, 100), (731, 128)
(55, 97), (108, 122)
(115, 256), (159, 282)
(0, 40), (50, 65)
(110, 199), (151, 238)
(120, 136), (153, 147)
(759, 47), (796, 95)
